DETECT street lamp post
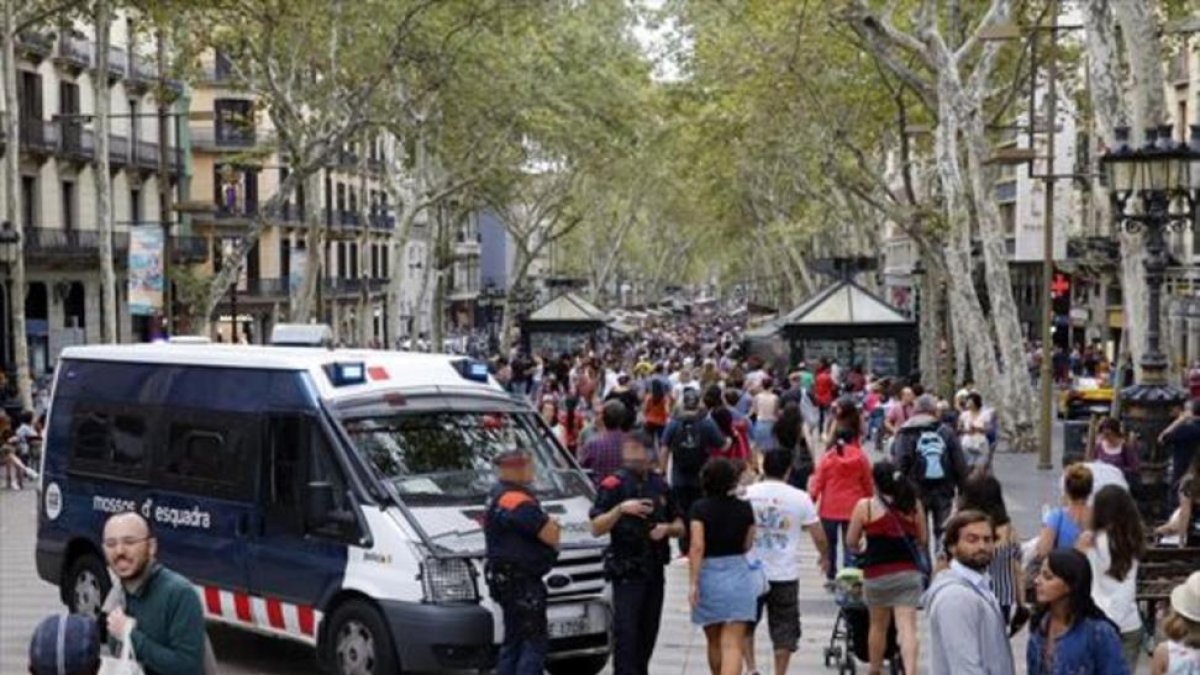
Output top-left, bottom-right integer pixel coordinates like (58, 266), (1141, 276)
(1101, 123), (1200, 522)
(0, 222), (20, 375)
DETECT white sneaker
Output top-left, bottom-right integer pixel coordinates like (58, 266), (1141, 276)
(24, 468), (38, 481)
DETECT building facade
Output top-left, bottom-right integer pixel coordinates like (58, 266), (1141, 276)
(1, 13), (186, 381)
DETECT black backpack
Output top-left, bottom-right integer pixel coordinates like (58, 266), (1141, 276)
(671, 416), (706, 474)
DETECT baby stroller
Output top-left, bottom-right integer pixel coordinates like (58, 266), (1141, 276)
(823, 568), (904, 675)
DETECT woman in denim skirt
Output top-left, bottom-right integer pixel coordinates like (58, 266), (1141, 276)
(689, 458), (759, 675)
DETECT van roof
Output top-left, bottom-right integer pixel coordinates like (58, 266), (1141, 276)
(58, 343), (500, 399)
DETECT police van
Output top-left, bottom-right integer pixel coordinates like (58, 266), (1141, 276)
(35, 342), (611, 674)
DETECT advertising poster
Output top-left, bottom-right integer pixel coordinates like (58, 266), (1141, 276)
(128, 225), (164, 316)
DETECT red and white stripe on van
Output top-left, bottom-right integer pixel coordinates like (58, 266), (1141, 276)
(196, 585), (322, 645)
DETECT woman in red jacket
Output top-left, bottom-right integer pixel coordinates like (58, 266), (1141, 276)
(810, 402), (874, 589)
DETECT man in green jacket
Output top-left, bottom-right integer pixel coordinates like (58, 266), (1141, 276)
(102, 512), (206, 675)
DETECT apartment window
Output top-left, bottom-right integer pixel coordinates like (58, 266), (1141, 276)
(20, 176), (36, 229)
(280, 239), (291, 280)
(214, 99), (254, 145)
(19, 71), (43, 122)
(1180, 101), (1189, 144)
(336, 183), (346, 214)
(337, 242), (347, 279)
(61, 182), (76, 231)
(371, 244), (380, 278)
(381, 244), (389, 279)
(130, 188), (142, 224)
(349, 243), (359, 278)
(349, 188), (357, 216)
(999, 202), (1016, 236)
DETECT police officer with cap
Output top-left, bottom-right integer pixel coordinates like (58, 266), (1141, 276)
(590, 431), (683, 675)
(484, 446), (560, 675)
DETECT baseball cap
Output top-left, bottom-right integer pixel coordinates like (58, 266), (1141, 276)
(28, 614), (100, 675)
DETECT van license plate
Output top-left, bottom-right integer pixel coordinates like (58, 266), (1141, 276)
(547, 605), (588, 638)
(548, 616), (589, 638)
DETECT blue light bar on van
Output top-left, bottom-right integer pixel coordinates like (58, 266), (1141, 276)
(451, 359), (491, 384)
(325, 362), (367, 387)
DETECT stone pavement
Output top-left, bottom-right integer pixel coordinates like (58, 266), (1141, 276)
(0, 430), (1152, 674)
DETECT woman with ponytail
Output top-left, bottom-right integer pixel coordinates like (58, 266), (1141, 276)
(846, 461), (926, 675)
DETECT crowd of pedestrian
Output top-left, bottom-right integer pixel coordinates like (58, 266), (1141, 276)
(20, 307), (1200, 675)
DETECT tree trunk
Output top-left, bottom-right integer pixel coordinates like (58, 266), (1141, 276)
(2, 0), (31, 409)
(1111, 0), (1166, 383)
(963, 114), (1037, 446)
(918, 258), (945, 394)
(291, 172), (325, 322)
(356, 145), (371, 348)
(94, 0), (117, 343)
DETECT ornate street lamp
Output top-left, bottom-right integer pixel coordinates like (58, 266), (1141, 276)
(1101, 123), (1200, 521)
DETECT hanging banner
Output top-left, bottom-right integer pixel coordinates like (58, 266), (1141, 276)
(290, 244), (307, 293)
(128, 225), (164, 316)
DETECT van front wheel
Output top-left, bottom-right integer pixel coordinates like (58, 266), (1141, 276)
(66, 553), (110, 616)
(547, 654), (609, 675)
(325, 600), (399, 675)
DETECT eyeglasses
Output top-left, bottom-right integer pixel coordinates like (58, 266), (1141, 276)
(102, 536), (153, 550)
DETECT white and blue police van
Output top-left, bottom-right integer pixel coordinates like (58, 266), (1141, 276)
(35, 341), (611, 674)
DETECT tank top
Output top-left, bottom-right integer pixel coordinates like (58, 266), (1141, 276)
(861, 500), (920, 579)
(1167, 640), (1200, 675)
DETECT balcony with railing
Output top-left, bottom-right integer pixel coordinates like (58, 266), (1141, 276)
(264, 203), (305, 225)
(171, 234), (209, 264)
(16, 31), (53, 61)
(368, 214), (396, 231)
(22, 227), (131, 263)
(54, 35), (92, 72)
(108, 134), (129, 167)
(18, 119), (59, 155)
(57, 124), (94, 162)
(127, 52), (157, 89)
(190, 123), (260, 151)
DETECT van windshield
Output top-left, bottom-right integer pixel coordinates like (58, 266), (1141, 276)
(340, 410), (589, 505)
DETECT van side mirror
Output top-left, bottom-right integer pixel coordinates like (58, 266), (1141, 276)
(306, 481), (334, 528)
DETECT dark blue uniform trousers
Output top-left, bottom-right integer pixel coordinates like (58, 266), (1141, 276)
(497, 578), (549, 675)
(611, 567), (665, 675)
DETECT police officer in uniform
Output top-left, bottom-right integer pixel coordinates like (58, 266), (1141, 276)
(484, 447), (560, 675)
(590, 431), (683, 675)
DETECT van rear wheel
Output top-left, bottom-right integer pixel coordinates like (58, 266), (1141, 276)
(547, 654), (608, 675)
(325, 600), (398, 675)
(66, 553), (110, 616)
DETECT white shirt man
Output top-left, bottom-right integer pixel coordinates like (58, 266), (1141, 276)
(744, 451), (829, 675)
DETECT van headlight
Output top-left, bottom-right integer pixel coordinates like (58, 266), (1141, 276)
(420, 557), (479, 604)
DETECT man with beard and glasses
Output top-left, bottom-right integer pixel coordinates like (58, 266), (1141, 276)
(100, 511), (208, 675)
(924, 510), (1016, 675)
(590, 431), (684, 675)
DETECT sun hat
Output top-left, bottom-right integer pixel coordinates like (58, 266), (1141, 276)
(1171, 571), (1200, 623)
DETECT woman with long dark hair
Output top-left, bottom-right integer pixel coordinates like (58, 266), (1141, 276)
(1078, 485), (1146, 672)
(773, 402), (814, 490)
(1027, 548), (1128, 675)
(958, 474), (1026, 625)
(846, 461), (925, 675)
(688, 458), (757, 675)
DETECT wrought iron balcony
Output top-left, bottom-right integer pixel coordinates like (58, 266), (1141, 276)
(16, 31), (52, 61)
(55, 35), (92, 71)
(171, 234), (209, 263)
(190, 124), (258, 151)
(106, 46), (128, 78)
(19, 119), (59, 154)
(22, 227), (130, 260)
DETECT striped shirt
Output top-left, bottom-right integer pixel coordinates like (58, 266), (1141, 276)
(989, 540), (1020, 608)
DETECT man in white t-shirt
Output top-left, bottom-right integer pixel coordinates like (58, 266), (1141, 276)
(744, 449), (830, 675)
